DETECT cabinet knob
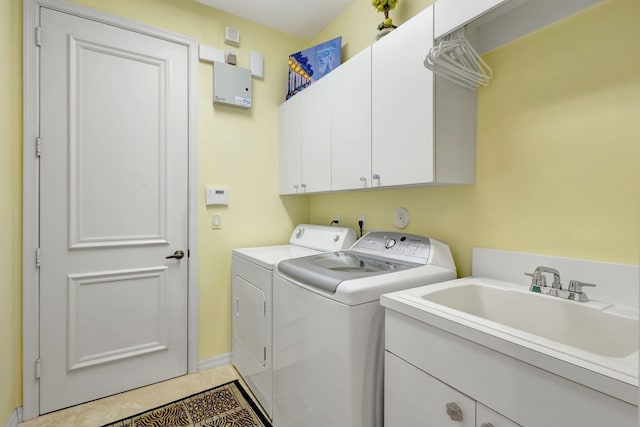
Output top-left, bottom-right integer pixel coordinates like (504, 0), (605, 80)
(293, 184), (299, 192)
(360, 176), (367, 185)
(480, 424), (494, 427)
(372, 173), (381, 186)
(445, 402), (463, 422)
(301, 183), (307, 192)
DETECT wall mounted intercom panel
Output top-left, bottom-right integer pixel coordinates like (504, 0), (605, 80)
(213, 62), (252, 108)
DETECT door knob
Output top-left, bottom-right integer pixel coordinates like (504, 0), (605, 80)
(166, 250), (185, 260)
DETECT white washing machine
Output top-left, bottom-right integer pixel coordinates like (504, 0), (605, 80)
(231, 224), (356, 419)
(272, 231), (457, 427)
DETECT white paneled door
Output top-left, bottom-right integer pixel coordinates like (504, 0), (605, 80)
(39, 8), (189, 413)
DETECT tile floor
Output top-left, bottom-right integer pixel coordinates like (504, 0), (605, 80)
(19, 365), (244, 426)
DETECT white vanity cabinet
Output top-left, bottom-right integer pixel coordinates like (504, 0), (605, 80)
(278, 77), (332, 195)
(385, 351), (520, 427)
(383, 309), (638, 427)
(331, 47), (372, 191)
(476, 403), (521, 427)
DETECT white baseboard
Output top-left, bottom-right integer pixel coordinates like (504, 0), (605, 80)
(5, 407), (21, 427)
(198, 353), (231, 371)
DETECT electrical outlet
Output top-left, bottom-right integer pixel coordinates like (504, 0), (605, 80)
(358, 214), (366, 232)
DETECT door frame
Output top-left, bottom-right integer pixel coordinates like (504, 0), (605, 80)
(22, 0), (199, 419)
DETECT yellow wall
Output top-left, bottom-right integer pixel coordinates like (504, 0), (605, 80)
(1, 0), (23, 422)
(309, 0), (640, 276)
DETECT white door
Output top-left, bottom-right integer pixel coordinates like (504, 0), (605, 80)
(39, 8), (189, 413)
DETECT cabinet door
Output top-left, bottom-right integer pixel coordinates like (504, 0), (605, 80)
(372, 6), (434, 187)
(331, 47), (372, 191)
(301, 77), (332, 193)
(434, 0), (512, 39)
(278, 92), (304, 194)
(476, 403), (521, 427)
(385, 351), (475, 427)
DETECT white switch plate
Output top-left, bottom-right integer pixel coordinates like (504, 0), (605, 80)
(212, 214), (221, 229)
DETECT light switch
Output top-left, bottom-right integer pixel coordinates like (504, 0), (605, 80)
(212, 214), (221, 229)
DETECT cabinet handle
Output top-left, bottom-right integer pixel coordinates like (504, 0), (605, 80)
(372, 173), (381, 186)
(480, 423), (494, 427)
(293, 184), (299, 192)
(360, 176), (367, 186)
(301, 183), (307, 192)
(445, 402), (463, 422)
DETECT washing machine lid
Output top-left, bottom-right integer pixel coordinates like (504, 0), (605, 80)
(277, 251), (418, 294)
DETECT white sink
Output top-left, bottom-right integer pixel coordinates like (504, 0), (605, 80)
(381, 277), (639, 397)
(422, 282), (638, 358)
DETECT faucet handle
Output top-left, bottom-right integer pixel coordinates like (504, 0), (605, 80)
(567, 280), (596, 294)
(567, 280), (596, 302)
(525, 271), (547, 287)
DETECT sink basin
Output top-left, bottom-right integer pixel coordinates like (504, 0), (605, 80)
(422, 283), (638, 358)
(381, 277), (639, 394)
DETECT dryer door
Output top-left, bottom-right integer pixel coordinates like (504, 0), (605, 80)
(232, 276), (266, 367)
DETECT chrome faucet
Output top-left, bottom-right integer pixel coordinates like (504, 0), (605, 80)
(525, 266), (562, 291)
(525, 266), (597, 302)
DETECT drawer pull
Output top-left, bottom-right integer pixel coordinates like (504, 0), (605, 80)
(445, 402), (463, 422)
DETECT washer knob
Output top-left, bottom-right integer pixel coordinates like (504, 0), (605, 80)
(385, 238), (396, 249)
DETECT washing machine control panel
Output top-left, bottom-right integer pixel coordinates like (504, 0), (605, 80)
(352, 232), (432, 264)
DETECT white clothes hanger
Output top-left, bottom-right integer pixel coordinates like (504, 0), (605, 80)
(424, 28), (493, 90)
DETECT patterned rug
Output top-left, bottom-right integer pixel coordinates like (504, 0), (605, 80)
(102, 380), (272, 427)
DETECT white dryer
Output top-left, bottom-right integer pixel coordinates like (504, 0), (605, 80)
(272, 231), (457, 427)
(231, 224), (356, 419)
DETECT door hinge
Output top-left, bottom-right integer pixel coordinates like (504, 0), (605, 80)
(35, 358), (41, 379)
(35, 248), (41, 268)
(263, 347), (266, 362)
(35, 137), (42, 157)
(35, 27), (42, 47)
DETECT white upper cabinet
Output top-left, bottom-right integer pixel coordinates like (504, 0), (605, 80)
(371, 6), (435, 188)
(300, 77), (332, 193)
(278, 78), (332, 195)
(434, 0), (511, 39)
(278, 91), (304, 195)
(331, 47), (372, 191)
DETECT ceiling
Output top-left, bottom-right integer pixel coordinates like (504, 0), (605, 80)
(193, 0), (355, 40)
